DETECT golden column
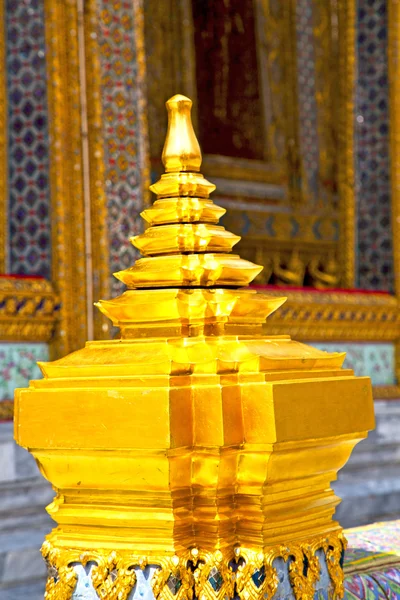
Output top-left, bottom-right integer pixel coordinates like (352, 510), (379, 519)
(15, 95), (374, 600)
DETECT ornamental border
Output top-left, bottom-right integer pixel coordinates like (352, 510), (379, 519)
(41, 533), (346, 600)
(0, 276), (58, 345)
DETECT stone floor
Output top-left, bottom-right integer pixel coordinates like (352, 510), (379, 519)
(0, 580), (45, 600)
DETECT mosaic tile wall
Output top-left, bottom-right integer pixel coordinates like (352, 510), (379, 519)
(295, 0), (320, 205)
(356, 0), (393, 292)
(95, 0), (145, 296)
(311, 342), (395, 386)
(6, 0), (51, 279)
(0, 342), (48, 401)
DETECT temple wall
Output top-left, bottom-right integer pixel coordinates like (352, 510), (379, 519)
(0, 1), (397, 297)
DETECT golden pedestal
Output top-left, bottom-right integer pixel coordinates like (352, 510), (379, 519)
(14, 96), (374, 600)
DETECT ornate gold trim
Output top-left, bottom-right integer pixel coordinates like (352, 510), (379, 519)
(41, 533), (346, 600)
(0, 0), (7, 272)
(388, 0), (400, 387)
(133, 0), (151, 211)
(83, 0), (111, 340)
(203, 155), (283, 186)
(91, 551), (137, 600)
(389, 0), (400, 300)
(42, 542), (78, 600)
(337, 0), (356, 287)
(282, 0), (302, 205)
(44, 0), (88, 358)
(0, 400), (13, 421)
(313, 0), (337, 209)
(265, 288), (400, 341)
(372, 385), (400, 400)
(0, 276), (57, 342)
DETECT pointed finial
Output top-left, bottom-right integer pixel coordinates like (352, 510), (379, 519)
(162, 94), (202, 173)
(107, 93), (263, 291)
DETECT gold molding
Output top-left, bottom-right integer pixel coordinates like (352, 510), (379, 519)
(388, 0), (400, 299)
(313, 0), (337, 209)
(337, 0), (356, 287)
(263, 287), (400, 398)
(83, 0), (111, 340)
(388, 0), (400, 388)
(264, 288), (400, 341)
(281, 0), (302, 205)
(0, 401), (13, 421)
(44, 0), (88, 357)
(0, 276), (57, 342)
(372, 385), (400, 400)
(203, 155), (284, 186)
(133, 0), (152, 211)
(0, 0), (6, 272)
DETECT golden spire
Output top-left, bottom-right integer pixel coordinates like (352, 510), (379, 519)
(162, 95), (202, 172)
(113, 94), (262, 289)
(96, 95), (286, 337)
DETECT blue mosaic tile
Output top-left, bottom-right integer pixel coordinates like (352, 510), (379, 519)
(356, 0), (393, 292)
(6, 0), (51, 278)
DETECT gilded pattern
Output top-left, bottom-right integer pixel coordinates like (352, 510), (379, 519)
(0, 399), (13, 420)
(389, 0), (400, 300)
(151, 555), (195, 600)
(236, 548), (279, 600)
(388, 0), (400, 387)
(281, 0), (303, 204)
(83, 0), (111, 340)
(258, 0), (291, 168)
(91, 551), (137, 600)
(325, 535), (348, 599)
(265, 288), (400, 341)
(0, 0), (6, 272)
(0, 276), (57, 342)
(337, 0), (356, 288)
(44, 0), (88, 357)
(63, 0), (88, 348)
(41, 534), (346, 600)
(312, 0), (338, 209)
(42, 541), (78, 600)
(295, 0), (320, 205)
(192, 550), (235, 600)
(132, 0), (151, 212)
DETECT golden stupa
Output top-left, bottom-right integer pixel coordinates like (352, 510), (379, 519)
(14, 95), (374, 600)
